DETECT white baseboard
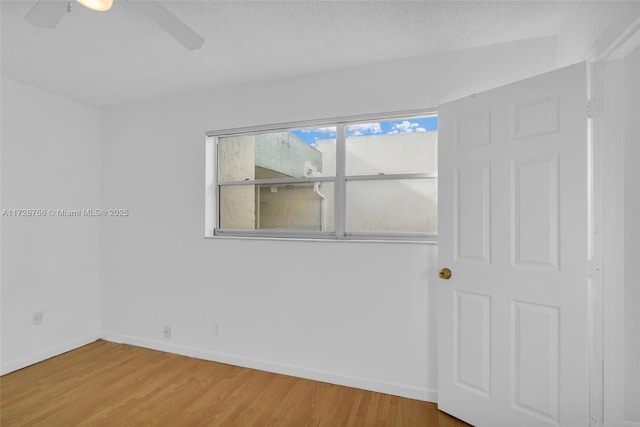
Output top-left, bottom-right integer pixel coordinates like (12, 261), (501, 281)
(624, 421), (640, 427)
(0, 335), (101, 376)
(101, 331), (437, 402)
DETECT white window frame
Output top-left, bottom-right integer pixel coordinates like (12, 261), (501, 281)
(205, 109), (438, 242)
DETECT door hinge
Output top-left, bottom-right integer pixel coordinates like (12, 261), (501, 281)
(588, 261), (601, 280)
(587, 99), (601, 118)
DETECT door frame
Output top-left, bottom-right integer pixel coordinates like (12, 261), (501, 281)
(586, 15), (640, 427)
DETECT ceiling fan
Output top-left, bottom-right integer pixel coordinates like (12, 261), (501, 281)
(24, 0), (204, 50)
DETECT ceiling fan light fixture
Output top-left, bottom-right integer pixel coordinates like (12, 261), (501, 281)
(76, 0), (113, 12)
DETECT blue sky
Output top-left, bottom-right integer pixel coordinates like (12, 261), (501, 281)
(291, 116), (438, 146)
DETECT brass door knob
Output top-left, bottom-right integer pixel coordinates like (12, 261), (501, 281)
(439, 268), (452, 280)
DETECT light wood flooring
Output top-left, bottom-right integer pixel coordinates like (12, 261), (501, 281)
(1, 340), (471, 426)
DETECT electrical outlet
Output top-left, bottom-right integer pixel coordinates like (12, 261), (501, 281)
(32, 311), (43, 325)
(213, 322), (222, 337)
(163, 326), (171, 339)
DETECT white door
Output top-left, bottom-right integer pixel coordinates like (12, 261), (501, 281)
(437, 63), (589, 427)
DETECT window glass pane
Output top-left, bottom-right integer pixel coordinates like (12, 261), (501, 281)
(220, 182), (335, 232)
(345, 117), (437, 175)
(219, 185), (256, 229)
(218, 127), (336, 182)
(346, 179), (437, 234)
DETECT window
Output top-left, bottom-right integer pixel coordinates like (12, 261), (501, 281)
(205, 112), (437, 240)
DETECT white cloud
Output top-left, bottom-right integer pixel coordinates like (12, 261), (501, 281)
(301, 127), (336, 137)
(386, 120), (427, 134)
(395, 120), (418, 132)
(346, 122), (382, 137)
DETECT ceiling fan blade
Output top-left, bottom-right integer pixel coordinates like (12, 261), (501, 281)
(128, 0), (204, 50)
(25, 1), (68, 29)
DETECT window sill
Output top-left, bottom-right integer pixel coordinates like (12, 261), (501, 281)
(204, 234), (438, 245)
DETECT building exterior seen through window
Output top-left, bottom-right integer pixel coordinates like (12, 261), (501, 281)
(211, 114), (437, 240)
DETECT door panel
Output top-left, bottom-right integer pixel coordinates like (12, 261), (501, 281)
(438, 63), (588, 427)
(454, 290), (492, 396)
(511, 156), (559, 268)
(511, 301), (560, 423)
(455, 162), (491, 263)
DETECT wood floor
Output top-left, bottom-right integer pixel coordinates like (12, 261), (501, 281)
(1, 340), (471, 426)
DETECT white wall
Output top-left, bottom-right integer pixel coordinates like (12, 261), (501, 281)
(556, 1), (640, 67)
(100, 37), (557, 400)
(0, 78), (102, 374)
(622, 45), (640, 427)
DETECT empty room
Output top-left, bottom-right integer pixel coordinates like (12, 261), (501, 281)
(1, 1), (639, 426)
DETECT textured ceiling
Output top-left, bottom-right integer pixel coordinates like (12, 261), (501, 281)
(1, 0), (584, 108)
